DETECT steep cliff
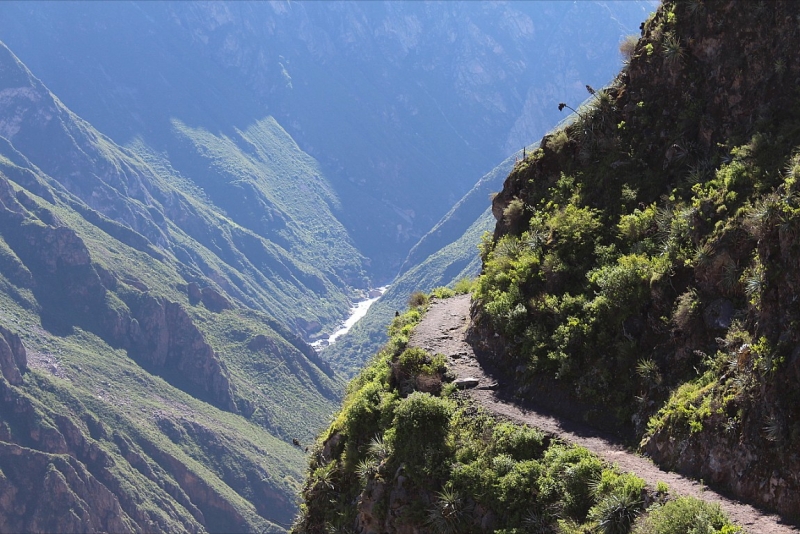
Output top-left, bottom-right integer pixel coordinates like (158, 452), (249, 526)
(0, 42), (347, 532)
(291, 1), (800, 530)
(476, 0), (800, 519)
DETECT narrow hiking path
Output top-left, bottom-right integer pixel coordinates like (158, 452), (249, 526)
(408, 294), (798, 534)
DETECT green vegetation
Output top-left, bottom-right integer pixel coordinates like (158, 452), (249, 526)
(473, 0), (800, 517)
(322, 208), (494, 376)
(0, 43), (358, 530)
(294, 293), (740, 533)
(633, 498), (737, 534)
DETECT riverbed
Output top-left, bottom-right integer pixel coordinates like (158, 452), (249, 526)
(310, 286), (388, 350)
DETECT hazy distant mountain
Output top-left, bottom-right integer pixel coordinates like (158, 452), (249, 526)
(0, 0), (652, 277)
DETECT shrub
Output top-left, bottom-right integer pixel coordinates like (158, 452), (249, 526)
(388, 308), (421, 338)
(618, 206), (656, 243)
(619, 34), (639, 61)
(391, 392), (454, 471)
(588, 254), (658, 310)
(408, 291), (429, 308)
(540, 445), (604, 520)
(339, 380), (386, 446)
(591, 470), (646, 502)
(646, 378), (714, 437)
(632, 497), (738, 534)
(431, 286), (455, 299)
(397, 347), (446, 377)
(548, 204), (602, 246)
(492, 422), (546, 460)
(504, 197), (528, 232)
(672, 288), (699, 332)
(453, 277), (474, 295)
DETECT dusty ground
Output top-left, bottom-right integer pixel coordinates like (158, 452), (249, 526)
(409, 294), (798, 533)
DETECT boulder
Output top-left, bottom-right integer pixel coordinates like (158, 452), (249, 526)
(454, 377), (480, 389)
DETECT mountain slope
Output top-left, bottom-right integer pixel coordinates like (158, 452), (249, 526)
(293, 1), (800, 529)
(0, 41), (363, 339)
(292, 295), (743, 533)
(320, 145), (531, 375)
(0, 42), (353, 532)
(475, 0), (800, 519)
(0, 0), (652, 276)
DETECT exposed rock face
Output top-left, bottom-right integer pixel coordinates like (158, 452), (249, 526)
(0, 167), (237, 413)
(200, 286), (233, 313)
(128, 293), (237, 412)
(0, 369), (212, 533)
(353, 465), (496, 534)
(0, 443), (133, 534)
(356, 468), (429, 534)
(644, 419), (800, 518)
(0, 326), (25, 385)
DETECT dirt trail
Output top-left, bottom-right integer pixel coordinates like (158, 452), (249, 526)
(409, 294), (798, 534)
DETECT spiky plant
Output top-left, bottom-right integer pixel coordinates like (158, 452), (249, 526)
(426, 488), (465, 534)
(367, 434), (391, 460)
(692, 241), (714, 268)
(591, 491), (643, 534)
(662, 33), (685, 65)
(743, 265), (765, 301)
(522, 507), (559, 534)
(720, 260), (741, 294)
(636, 358), (662, 386)
(494, 235), (525, 260)
(355, 457), (379, 484)
(763, 415), (786, 443)
(685, 0), (706, 16)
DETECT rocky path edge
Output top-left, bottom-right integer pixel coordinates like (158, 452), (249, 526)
(408, 294), (797, 534)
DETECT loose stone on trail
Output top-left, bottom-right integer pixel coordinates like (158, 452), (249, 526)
(454, 377), (480, 389)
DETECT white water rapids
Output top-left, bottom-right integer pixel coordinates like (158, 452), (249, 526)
(311, 286), (388, 350)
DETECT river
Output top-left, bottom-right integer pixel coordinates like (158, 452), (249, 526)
(310, 286), (389, 350)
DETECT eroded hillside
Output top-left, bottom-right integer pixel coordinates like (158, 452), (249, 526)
(0, 42), (350, 532)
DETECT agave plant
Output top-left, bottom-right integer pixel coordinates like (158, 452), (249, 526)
(354, 457), (379, 484)
(763, 415), (786, 444)
(636, 358), (662, 386)
(692, 241), (715, 268)
(522, 506), (559, 534)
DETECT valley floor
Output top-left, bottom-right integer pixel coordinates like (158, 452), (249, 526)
(409, 295), (798, 534)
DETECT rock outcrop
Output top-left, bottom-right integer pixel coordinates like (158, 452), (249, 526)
(0, 326), (25, 385)
(0, 443), (133, 534)
(128, 293), (237, 412)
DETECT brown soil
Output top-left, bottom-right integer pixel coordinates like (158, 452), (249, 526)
(408, 294), (798, 534)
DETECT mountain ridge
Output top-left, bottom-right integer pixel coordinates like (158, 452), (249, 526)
(0, 39), (348, 532)
(0, 0), (651, 277)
